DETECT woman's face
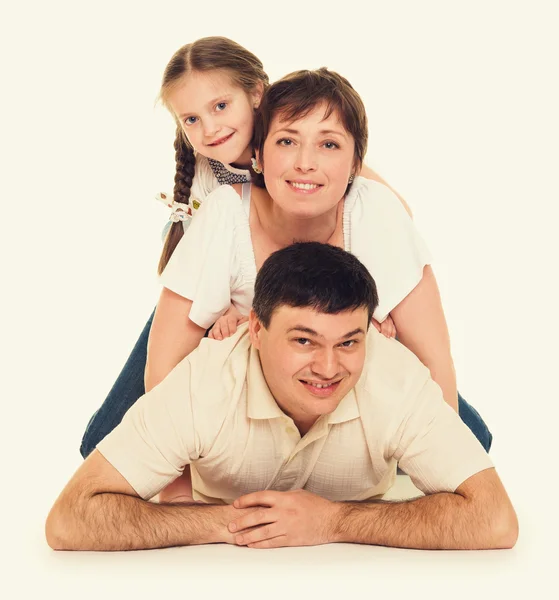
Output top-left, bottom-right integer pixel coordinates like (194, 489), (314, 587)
(166, 70), (260, 166)
(260, 103), (356, 219)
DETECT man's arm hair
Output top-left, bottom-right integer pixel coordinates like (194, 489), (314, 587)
(330, 468), (518, 550)
(45, 451), (233, 551)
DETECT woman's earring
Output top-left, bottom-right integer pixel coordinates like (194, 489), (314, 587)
(251, 157), (262, 174)
(348, 174), (355, 185)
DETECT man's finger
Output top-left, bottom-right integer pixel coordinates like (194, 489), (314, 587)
(247, 535), (288, 549)
(236, 523), (283, 546)
(229, 508), (277, 533)
(234, 491), (280, 508)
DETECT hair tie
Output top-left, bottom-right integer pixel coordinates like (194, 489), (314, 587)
(156, 192), (200, 239)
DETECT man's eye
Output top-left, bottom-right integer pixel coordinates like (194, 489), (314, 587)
(216, 102), (227, 111)
(278, 138), (293, 146)
(184, 116), (198, 125)
(340, 340), (356, 348)
(295, 338), (310, 345)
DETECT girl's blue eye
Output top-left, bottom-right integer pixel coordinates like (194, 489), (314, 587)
(184, 116), (198, 125)
(216, 102), (227, 111)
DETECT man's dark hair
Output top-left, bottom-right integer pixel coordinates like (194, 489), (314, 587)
(253, 242), (379, 327)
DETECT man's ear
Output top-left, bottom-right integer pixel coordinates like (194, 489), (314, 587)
(248, 310), (263, 349)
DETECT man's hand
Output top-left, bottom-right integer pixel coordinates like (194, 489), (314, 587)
(208, 306), (248, 340)
(228, 489), (339, 548)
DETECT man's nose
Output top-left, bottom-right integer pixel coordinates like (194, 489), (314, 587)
(311, 349), (339, 380)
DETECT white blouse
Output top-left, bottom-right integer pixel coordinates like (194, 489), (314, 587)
(160, 177), (432, 329)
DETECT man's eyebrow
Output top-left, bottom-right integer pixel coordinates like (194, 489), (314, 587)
(341, 328), (366, 339)
(287, 326), (320, 337)
(286, 326), (366, 339)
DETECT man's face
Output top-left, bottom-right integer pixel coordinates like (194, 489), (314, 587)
(249, 305), (369, 432)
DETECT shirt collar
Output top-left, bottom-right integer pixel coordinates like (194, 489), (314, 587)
(327, 388), (360, 424)
(207, 157), (251, 184)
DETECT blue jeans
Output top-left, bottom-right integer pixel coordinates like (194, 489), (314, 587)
(80, 311), (493, 458)
(80, 309), (155, 458)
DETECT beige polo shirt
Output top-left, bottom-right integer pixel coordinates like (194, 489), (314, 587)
(98, 325), (492, 504)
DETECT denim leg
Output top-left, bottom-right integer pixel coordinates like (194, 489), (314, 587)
(79, 309), (155, 458)
(458, 392), (493, 452)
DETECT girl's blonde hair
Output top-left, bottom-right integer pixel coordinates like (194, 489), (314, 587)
(158, 37), (269, 274)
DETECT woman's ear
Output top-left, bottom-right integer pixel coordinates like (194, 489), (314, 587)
(251, 149), (263, 174)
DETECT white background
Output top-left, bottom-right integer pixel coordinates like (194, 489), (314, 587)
(1, 0), (558, 597)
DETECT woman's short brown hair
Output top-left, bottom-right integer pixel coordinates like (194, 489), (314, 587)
(252, 68), (368, 185)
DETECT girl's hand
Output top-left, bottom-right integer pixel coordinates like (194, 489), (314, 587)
(208, 306), (249, 340)
(372, 314), (397, 338)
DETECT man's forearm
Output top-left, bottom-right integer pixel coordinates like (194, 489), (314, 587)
(331, 491), (516, 550)
(47, 492), (231, 551)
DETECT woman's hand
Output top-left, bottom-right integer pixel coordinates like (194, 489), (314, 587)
(208, 305), (249, 340)
(372, 314), (397, 338)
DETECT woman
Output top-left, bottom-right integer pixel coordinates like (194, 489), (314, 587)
(150, 67), (491, 501)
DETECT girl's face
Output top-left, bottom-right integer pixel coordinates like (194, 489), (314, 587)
(259, 103), (356, 219)
(167, 70), (261, 166)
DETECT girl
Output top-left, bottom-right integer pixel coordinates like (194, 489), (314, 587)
(80, 37), (413, 458)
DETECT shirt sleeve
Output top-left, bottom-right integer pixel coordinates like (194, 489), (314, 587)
(348, 178), (432, 322)
(393, 375), (494, 494)
(97, 357), (201, 500)
(159, 185), (240, 329)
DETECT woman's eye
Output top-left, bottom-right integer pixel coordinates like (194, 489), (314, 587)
(216, 102), (227, 111)
(323, 141), (339, 149)
(184, 116), (198, 125)
(278, 138), (293, 146)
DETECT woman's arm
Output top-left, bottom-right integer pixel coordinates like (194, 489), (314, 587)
(359, 164), (413, 218)
(145, 287), (206, 392)
(390, 266), (458, 412)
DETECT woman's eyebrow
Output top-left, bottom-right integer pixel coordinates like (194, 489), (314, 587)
(272, 127), (348, 139)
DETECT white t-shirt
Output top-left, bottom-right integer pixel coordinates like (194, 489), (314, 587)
(160, 177), (432, 328)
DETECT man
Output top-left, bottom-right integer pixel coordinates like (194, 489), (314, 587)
(46, 243), (518, 551)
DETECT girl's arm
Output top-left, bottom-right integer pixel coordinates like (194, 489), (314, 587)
(359, 164), (414, 218)
(145, 287), (206, 392)
(390, 266), (458, 412)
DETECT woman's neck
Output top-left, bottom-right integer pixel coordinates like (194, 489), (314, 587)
(229, 146), (253, 170)
(255, 188), (343, 249)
